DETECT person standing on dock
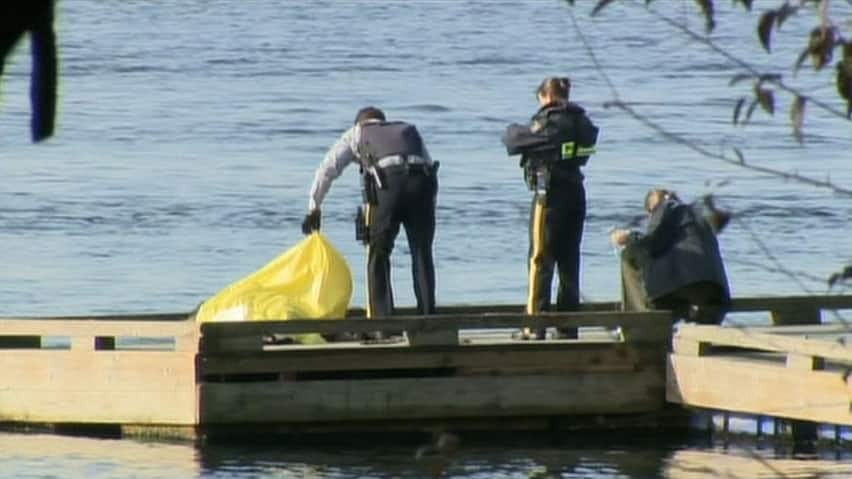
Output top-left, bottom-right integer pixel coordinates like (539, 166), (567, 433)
(610, 189), (731, 324)
(501, 77), (599, 340)
(302, 107), (438, 331)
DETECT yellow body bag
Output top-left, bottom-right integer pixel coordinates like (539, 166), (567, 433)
(195, 233), (353, 344)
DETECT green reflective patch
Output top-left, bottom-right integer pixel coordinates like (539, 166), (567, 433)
(561, 141), (575, 159)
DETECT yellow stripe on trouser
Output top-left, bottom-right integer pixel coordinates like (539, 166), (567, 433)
(365, 203), (374, 319)
(525, 195), (546, 336)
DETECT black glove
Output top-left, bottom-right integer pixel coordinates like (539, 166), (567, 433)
(301, 209), (321, 235)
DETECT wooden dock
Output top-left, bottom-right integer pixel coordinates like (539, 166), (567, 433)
(668, 294), (852, 442)
(1, 294), (851, 441)
(669, 322), (852, 426)
(0, 307), (673, 439)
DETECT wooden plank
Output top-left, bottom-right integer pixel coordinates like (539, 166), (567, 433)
(672, 337), (710, 357)
(667, 354), (852, 425)
(355, 295), (852, 317)
(406, 328), (458, 346)
(786, 353), (825, 371)
(675, 324), (852, 363)
(0, 350), (197, 424)
(199, 369), (665, 423)
(771, 306), (821, 326)
(726, 324), (852, 336)
(373, 302), (622, 316)
(729, 294), (852, 312)
(199, 311), (672, 340)
(0, 318), (197, 338)
(0, 313), (193, 322)
(198, 407), (690, 435)
(199, 342), (661, 376)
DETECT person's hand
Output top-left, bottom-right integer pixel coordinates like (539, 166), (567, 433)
(703, 194), (731, 233)
(610, 229), (631, 247)
(301, 209), (321, 235)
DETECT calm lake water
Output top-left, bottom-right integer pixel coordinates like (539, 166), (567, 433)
(1, 0), (851, 477)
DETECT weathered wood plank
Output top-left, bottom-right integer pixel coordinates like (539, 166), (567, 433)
(199, 369), (665, 423)
(727, 324), (852, 336)
(771, 306), (822, 326)
(349, 302), (623, 317)
(0, 319), (197, 338)
(199, 311), (672, 340)
(729, 294), (852, 312)
(667, 354), (852, 425)
(675, 324), (852, 363)
(672, 337), (710, 357)
(406, 328), (458, 346)
(786, 353), (824, 371)
(199, 342), (661, 376)
(0, 313), (193, 322)
(0, 350), (197, 424)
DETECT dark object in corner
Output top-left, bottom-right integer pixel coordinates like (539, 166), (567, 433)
(0, 0), (57, 142)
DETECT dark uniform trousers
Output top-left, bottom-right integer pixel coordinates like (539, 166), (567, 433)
(527, 178), (586, 335)
(366, 165), (437, 318)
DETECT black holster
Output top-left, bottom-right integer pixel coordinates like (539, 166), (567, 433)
(356, 173), (377, 245)
(355, 205), (369, 245)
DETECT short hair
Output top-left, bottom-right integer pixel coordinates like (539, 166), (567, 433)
(354, 106), (386, 125)
(644, 188), (675, 213)
(536, 77), (571, 100)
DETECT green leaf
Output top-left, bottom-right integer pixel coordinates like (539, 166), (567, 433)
(757, 10), (777, 53)
(754, 85), (775, 115)
(790, 96), (806, 143)
(808, 27), (836, 71)
(591, 0), (616, 16)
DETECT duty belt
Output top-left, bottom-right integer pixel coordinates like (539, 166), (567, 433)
(374, 154), (430, 169)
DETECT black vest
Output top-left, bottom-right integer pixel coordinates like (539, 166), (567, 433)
(529, 102), (598, 167)
(357, 121), (425, 165)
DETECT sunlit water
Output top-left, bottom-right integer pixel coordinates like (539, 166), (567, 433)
(1, 1), (851, 477)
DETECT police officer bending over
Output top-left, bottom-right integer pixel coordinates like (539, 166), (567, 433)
(302, 107), (438, 329)
(610, 189), (731, 325)
(501, 77), (599, 340)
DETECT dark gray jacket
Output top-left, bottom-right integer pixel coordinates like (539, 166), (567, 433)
(624, 199), (730, 301)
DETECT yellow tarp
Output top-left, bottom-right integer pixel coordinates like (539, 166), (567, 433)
(195, 232), (353, 344)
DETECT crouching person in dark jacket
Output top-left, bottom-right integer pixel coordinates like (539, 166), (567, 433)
(610, 188), (731, 324)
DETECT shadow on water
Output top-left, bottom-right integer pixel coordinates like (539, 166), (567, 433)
(1, 427), (852, 478)
(196, 429), (852, 478)
(196, 429), (689, 478)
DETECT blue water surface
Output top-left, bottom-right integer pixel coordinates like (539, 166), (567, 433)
(1, 1), (851, 477)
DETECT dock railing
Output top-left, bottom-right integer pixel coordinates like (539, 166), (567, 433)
(0, 313), (198, 426)
(667, 294), (852, 427)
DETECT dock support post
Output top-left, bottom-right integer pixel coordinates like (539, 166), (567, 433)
(772, 305), (821, 450)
